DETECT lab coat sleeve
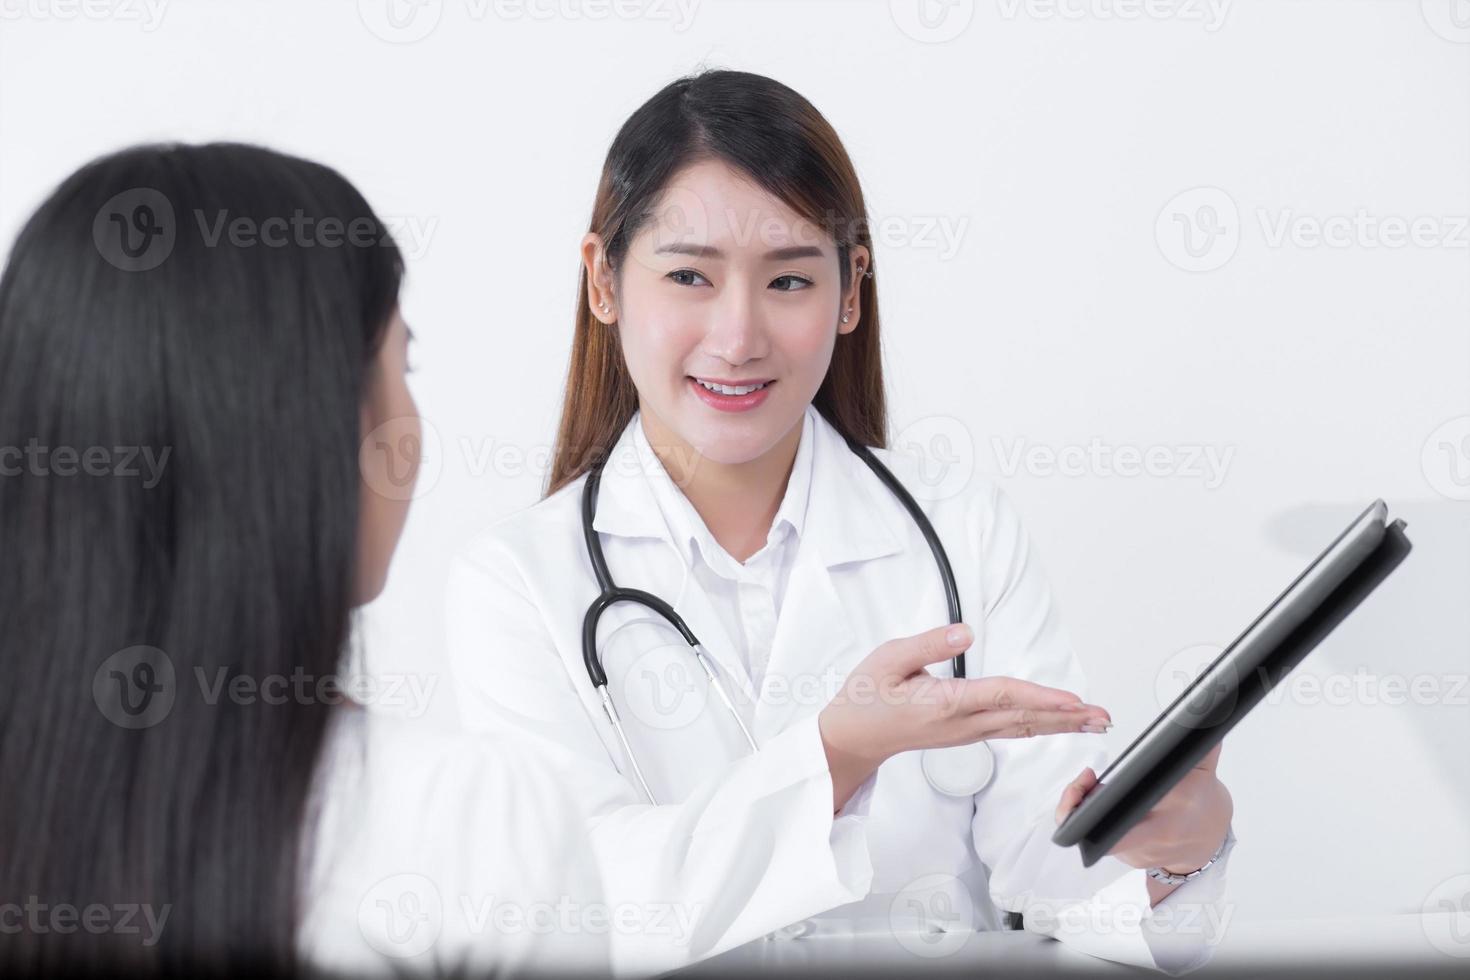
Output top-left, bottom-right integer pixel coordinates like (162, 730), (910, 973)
(965, 483), (1237, 974)
(444, 540), (876, 977)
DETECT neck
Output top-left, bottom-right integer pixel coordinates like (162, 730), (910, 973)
(640, 410), (803, 564)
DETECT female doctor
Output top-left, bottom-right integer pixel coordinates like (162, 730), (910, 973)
(447, 69), (1236, 976)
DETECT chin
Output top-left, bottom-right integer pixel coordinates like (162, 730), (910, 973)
(653, 388), (804, 467)
(682, 418), (789, 467)
(690, 440), (766, 467)
(351, 569), (388, 608)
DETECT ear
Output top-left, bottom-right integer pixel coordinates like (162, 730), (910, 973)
(581, 232), (617, 324)
(838, 244), (871, 336)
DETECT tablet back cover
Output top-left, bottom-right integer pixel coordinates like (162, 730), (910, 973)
(1071, 520), (1412, 867)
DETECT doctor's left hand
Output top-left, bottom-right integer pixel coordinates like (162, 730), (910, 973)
(1054, 742), (1233, 875)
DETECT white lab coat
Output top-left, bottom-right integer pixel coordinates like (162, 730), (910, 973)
(445, 404), (1235, 977)
(297, 706), (608, 977)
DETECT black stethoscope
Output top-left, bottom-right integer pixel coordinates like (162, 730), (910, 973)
(580, 424), (997, 804)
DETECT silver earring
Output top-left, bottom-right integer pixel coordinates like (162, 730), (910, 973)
(842, 309), (852, 324)
(598, 301), (609, 313)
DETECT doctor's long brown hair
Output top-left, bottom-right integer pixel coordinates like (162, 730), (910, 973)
(545, 69), (887, 496)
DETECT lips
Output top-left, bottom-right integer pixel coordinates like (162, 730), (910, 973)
(686, 376), (775, 413)
(692, 378), (770, 396)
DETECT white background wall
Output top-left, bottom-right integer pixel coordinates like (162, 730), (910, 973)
(2, 0), (1466, 928)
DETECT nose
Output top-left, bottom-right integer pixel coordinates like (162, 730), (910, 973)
(700, 283), (769, 366)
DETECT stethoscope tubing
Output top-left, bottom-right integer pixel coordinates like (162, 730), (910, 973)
(579, 421), (966, 804)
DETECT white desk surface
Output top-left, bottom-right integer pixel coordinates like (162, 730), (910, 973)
(680, 911), (1467, 977)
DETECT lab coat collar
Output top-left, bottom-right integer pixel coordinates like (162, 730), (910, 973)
(801, 406), (906, 567)
(632, 406), (816, 572)
(583, 416), (668, 544)
(588, 404), (905, 569)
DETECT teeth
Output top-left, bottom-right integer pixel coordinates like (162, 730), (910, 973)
(696, 379), (768, 396)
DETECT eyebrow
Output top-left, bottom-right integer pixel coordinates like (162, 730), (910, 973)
(652, 243), (826, 261)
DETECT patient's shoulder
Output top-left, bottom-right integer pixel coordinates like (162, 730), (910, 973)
(298, 707), (606, 976)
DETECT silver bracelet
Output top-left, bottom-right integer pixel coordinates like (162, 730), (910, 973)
(1146, 829), (1232, 885)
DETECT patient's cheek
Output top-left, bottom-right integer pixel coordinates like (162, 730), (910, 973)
(354, 396), (420, 604)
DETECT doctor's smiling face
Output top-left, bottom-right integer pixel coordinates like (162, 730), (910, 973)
(582, 157), (869, 473)
(546, 70), (885, 501)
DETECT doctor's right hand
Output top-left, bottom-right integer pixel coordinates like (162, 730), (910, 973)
(817, 623), (1112, 811)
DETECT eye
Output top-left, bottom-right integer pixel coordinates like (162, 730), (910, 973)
(770, 274), (813, 292)
(667, 269), (711, 287)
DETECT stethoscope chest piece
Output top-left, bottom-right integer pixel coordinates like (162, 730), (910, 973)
(921, 740), (996, 797)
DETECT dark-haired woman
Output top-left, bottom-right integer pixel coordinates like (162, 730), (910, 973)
(446, 70), (1237, 976)
(0, 143), (605, 978)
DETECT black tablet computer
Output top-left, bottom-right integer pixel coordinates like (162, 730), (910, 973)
(1052, 499), (1413, 866)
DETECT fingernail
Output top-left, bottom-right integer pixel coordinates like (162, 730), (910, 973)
(947, 624), (972, 648)
(1057, 702), (1086, 711)
(1082, 721), (1112, 734)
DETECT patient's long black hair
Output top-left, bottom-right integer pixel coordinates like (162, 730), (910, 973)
(0, 143), (403, 977)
